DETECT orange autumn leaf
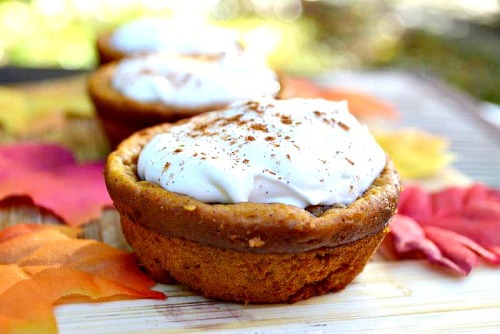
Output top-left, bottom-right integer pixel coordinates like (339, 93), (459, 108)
(281, 76), (399, 119)
(0, 265), (29, 295)
(0, 223), (76, 243)
(0, 224), (165, 334)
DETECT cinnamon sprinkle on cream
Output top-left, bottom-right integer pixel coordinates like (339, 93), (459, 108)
(137, 97), (386, 208)
(338, 121), (350, 131)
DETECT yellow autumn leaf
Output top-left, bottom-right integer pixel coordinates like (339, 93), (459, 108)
(0, 76), (92, 133)
(0, 88), (32, 132)
(373, 128), (454, 179)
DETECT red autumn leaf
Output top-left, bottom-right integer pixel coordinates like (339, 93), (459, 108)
(281, 76), (399, 119)
(385, 214), (471, 274)
(398, 185), (433, 222)
(0, 223), (165, 334)
(0, 143), (113, 226)
(424, 226), (499, 273)
(386, 184), (500, 275)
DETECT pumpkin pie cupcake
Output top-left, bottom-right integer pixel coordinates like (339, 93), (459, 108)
(96, 17), (243, 64)
(88, 52), (281, 147)
(104, 97), (400, 303)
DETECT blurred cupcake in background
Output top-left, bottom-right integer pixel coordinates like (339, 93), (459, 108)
(96, 17), (244, 64)
(88, 52), (281, 147)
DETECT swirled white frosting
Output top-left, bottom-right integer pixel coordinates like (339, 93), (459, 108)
(137, 98), (386, 208)
(108, 18), (242, 56)
(111, 53), (280, 108)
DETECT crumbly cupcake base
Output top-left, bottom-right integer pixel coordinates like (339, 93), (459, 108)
(122, 215), (389, 304)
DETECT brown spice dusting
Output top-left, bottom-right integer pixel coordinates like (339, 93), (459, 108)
(138, 68), (155, 76)
(320, 179), (325, 183)
(250, 123), (268, 132)
(345, 158), (355, 165)
(265, 136), (275, 141)
(220, 114), (246, 127)
(173, 148), (183, 153)
(284, 136), (291, 140)
(338, 121), (350, 131)
(193, 122), (209, 132)
(163, 162), (171, 172)
(286, 154), (291, 161)
(243, 159), (250, 164)
(245, 101), (262, 112)
(280, 115), (292, 125)
(246, 135), (255, 141)
(264, 169), (276, 175)
(165, 72), (192, 88)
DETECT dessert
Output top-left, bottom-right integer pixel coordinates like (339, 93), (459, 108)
(88, 53), (281, 147)
(96, 18), (243, 64)
(105, 97), (400, 303)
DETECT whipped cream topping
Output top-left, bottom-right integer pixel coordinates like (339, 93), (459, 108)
(108, 18), (242, 56)
(111, 53), (281, 108)
(137, 98), (386, 208)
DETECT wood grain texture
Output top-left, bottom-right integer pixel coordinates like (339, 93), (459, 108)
(55, 260), (500, 333)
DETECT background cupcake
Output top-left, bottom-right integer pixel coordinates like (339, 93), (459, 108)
(96, 17), (244, 64)
(88, 52), (281, 147)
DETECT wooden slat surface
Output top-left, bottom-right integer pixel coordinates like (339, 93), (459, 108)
(2, 70), (498, 333)
(55, 260), (500, 333)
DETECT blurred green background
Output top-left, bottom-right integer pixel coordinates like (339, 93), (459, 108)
(0, 0), (499, 104)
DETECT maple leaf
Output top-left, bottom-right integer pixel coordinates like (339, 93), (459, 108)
(0, 143), (113, 226)
(281, 76), (399, 119)
(373, 128), (454, 179)
(0, 223), (165, 334)
(383, 184), (500, 275)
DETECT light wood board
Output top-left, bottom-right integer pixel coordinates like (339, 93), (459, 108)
(55, 260), (500, 333)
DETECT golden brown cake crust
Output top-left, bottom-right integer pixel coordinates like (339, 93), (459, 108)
(96, 33), (126, 65)
(105, 122), (400, 254)
(122, 216), (389, 304)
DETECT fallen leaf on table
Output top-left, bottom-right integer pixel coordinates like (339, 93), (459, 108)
(373, 128), (454, 179)
(382, 184), (500, 275)
(0, 223), (165, 334)
(0, 88), (31, 133)
(0, 143), (112, 226)
(0, 76), (92, 134)
(14, 112), (110, 162)
(281, 76), (399, 119)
